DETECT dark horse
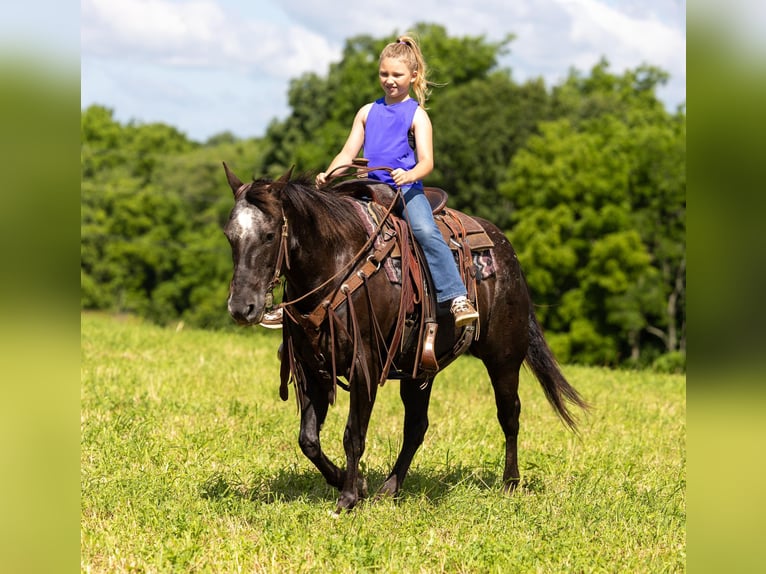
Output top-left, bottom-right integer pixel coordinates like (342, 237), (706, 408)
(223, 164), (588, 513)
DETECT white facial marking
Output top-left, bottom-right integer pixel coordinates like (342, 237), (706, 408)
(236, 209), (255, 233)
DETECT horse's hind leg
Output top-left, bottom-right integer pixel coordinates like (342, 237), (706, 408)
(377, 378), (434, 498)
(485, 363), (522, 492)
(298, 379), (344, 490)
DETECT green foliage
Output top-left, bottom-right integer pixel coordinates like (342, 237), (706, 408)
(81, 105), (266, 329)
(81, 313), (685, 572)
(81, 105), (199, 181)
(504, 85), (685, 366)
(550, 58), (671, 124)
(261, 33), (387, 176)
(80, 25), (684, 369)
(652, 351), (686, 374)
(431, 73), (550, 228)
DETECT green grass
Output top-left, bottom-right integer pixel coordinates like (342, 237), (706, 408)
(81, 312), (685, 573)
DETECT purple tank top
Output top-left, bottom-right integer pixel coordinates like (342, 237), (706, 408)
(364, 97), (422, 189)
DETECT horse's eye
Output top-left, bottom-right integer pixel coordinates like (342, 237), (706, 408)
(265, 232), (275, 242)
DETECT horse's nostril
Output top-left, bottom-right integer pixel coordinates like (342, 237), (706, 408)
(227, 297), (258, 323)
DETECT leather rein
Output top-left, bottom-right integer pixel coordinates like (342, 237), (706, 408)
(263, 164), (400, 323)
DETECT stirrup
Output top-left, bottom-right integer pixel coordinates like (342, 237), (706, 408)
(259, 307), (284, 329)
(420, 320), (439, 373)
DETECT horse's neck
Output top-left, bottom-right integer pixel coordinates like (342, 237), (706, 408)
(284, 216), (366, 310)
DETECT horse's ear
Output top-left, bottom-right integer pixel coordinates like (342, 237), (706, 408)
(275, 165), (295, 185)
(222, 162), (244, 195)
(267, 165), (295, 194)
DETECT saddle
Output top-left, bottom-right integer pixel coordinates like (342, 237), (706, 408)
(325, 177), (495, 377)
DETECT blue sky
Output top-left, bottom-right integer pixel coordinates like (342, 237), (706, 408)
(79, 0), (686, 142)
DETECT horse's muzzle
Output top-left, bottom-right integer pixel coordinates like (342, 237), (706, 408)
(227, 297), (264, 326)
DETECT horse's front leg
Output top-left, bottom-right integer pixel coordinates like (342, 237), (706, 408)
(335, 375), (378, 513)
(298, 377), (344, 490)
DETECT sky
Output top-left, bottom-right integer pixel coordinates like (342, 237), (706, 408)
(78, 0), (687, 142)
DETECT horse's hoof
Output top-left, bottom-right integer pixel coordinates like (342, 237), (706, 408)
(335, 492), (358, 513)
(374, 476), (399, 500)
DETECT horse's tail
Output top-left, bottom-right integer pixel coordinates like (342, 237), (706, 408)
(525, 309), (590, 432)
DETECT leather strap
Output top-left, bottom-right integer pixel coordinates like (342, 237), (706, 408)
(303, 221), (399, 329)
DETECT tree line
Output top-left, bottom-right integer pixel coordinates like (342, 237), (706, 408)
(81, 23), (685, 371)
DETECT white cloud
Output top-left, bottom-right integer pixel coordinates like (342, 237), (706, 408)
(82, 0), (229, 62)
(557, 0), (685, 78)
(81, 0), (686, 141)
(81, 0), (338, 77)
(277, 0), (685, 97)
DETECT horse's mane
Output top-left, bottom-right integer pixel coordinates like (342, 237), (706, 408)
(244, 173), (366, 245)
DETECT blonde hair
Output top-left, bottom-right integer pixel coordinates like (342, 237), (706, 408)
(379, 35), (434, 108)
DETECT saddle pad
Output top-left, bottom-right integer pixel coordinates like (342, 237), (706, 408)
(350, 199), (401, 284)
(350, 199), (496, 283)
(474, 249), (496, 280)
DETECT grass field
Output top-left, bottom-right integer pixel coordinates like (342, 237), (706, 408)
(81, 312), (685, 573)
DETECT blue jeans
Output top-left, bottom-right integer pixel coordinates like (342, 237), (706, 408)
(398, 185), (467, 303)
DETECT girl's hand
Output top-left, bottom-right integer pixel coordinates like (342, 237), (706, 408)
(391, 168), (410, 187)
(315, 172), (327, 186)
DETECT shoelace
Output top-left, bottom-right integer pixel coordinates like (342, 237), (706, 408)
(451, 300), (473, 314)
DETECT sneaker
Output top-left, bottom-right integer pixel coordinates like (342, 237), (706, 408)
(259, 307), (284, 329)
(450, 296), (479, 328)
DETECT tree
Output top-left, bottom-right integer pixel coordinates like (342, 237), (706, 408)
(550, 58), (670, 125)
(431, 73), (550, 227)
(81, 104), (265, 327)
(502, 62), (685, 366)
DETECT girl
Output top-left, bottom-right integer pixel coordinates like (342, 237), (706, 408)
(315, 35), (478, 328)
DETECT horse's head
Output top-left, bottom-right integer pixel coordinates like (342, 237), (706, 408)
(223, 162), (292, 325)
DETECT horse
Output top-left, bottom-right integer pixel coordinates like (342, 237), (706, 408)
(222, 163), (588, 513)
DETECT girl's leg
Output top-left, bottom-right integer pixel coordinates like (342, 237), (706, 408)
(400, 186), (466, 303)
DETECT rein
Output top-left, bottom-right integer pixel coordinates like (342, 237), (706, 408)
(272, 165), (399, 317)
(325, 162), (393, 184)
